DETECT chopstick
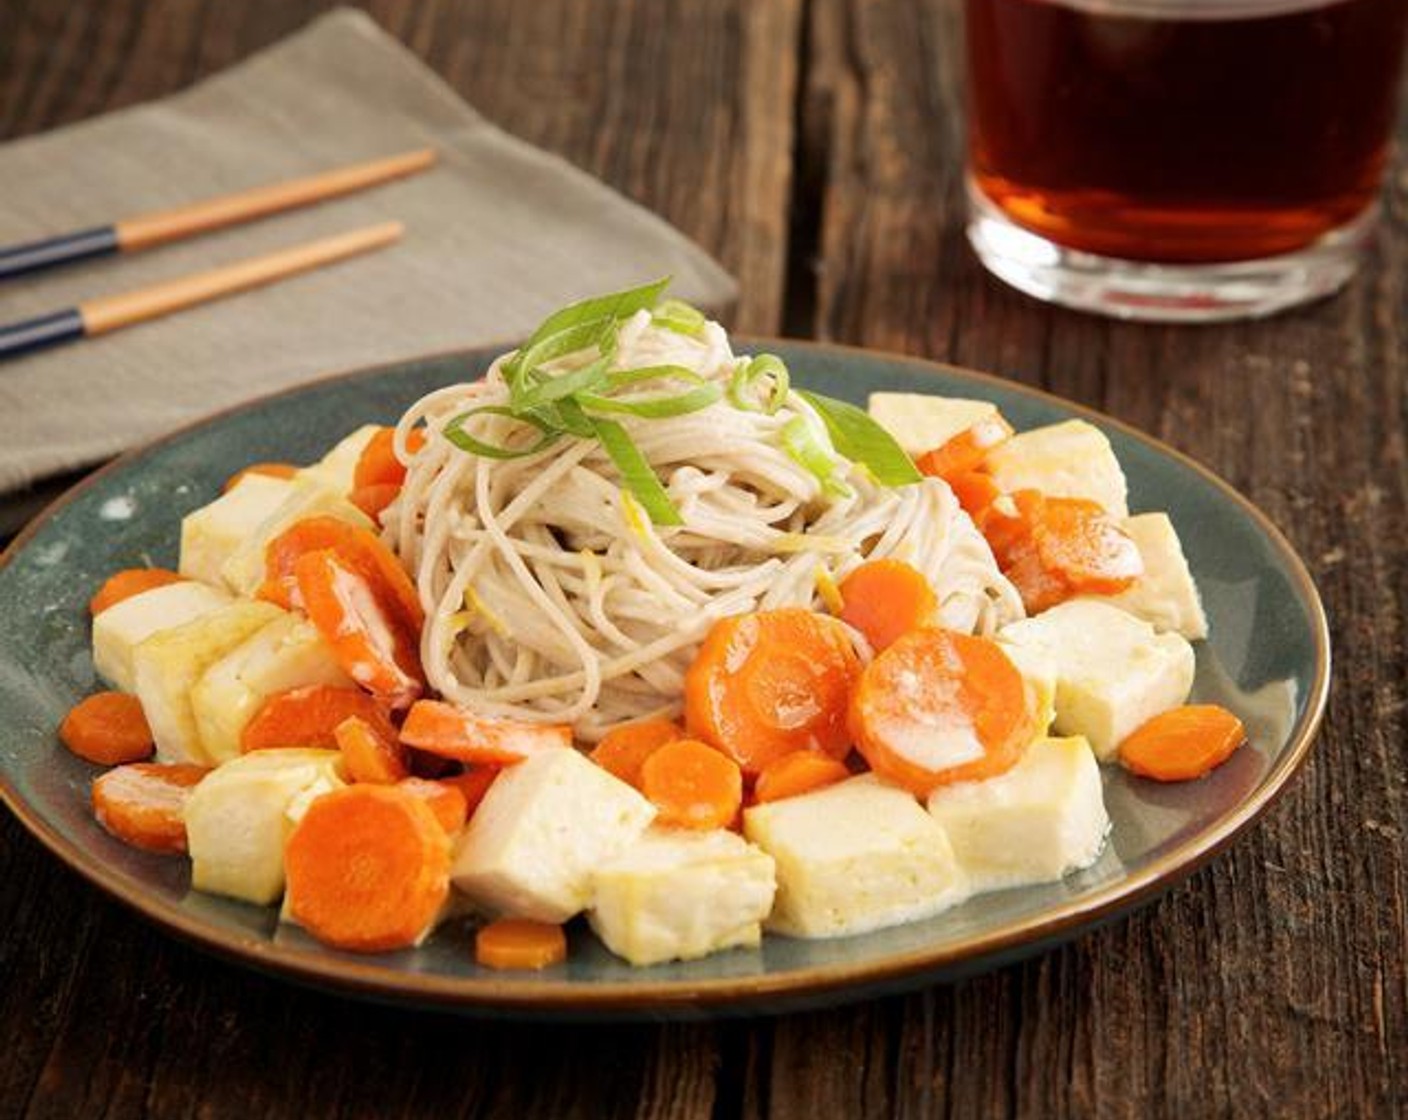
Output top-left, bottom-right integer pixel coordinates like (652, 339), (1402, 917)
(0, 222), (403, 361)
(0, 148), (434, 281)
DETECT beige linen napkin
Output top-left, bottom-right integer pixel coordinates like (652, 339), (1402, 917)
(0, 8), (736, 495)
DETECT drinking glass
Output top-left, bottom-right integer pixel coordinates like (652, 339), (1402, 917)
(965, 0), (1408, 321)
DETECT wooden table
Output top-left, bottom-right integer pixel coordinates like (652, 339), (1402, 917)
(2, 2), (1404, 1116)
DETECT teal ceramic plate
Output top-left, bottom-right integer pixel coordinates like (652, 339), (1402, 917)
(0, 342), (1329, 1019)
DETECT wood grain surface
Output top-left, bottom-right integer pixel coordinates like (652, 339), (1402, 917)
(2, 1), (1404, 1117)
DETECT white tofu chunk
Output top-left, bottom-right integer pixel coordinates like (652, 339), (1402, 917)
(743, 775), (968, 939)
(190, 613), (354, 763)
(92, 580), (232, 693)
(998, 640), (1058, 739)
(132, 601), (283, 764)
(589, 828), (777, 966)
(866, 393), (1001, 457)
(219, 479), (374, 596)
(184, 749), (345, 905)
(178, 474), (297, 586)
(451, 748), (656, 923)
(998, 600), (1194, 761)
(926, 736), (1109, 893)
(296, 424), (382, 496)
(1091, 513), (1208, 640)
(982, 419), (1130, 517)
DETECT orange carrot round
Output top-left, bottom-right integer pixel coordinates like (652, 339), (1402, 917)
(258, 515), (424, 632)
(399, 700), (572, 764)
(849, 628), (1031, 795)
(59, 692), (155, 765)
(284, 784), (450, 953)
(295, 549), (425, 709)
(1119, 705), (1247, 782)
(334, 713), (408, 783)
(753, 749), (851, 804)
(948, 471), (1002, 522)
(91, 763), (208, 853)
(590, 717), (682, 789)
(222, 461), (299, 494)
(398, 776), (470, 834)
(435, 767), (500, 819)
(839, 559), (939, 653)
(915, 413), (1013, 480)
(241, 685), (394, 753)
(475, 918), (567, 971)
(350, 483), (403, 520)
(684, 608), (861, 774)
(89, 568), (184, 615)
(640, 738), (743, 830)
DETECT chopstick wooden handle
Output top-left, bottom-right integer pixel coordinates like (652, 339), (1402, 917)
(115, 149), (434, 251)
(80, 221), (404, 334)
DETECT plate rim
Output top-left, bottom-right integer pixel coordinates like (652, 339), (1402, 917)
(0, 338), (1331, 1013)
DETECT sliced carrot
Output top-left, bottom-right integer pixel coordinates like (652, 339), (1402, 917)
(258, 515), (424, 631)
(334, 714), (408, 783)
(295, 549), (425, 709)
(839, 559), (938, 653)
(352, 427), (426, 490)
(350, 483), (403, 520)
(1119, 705), (1246, 782)
(849, 627), (1031, 795)
(640, 738), (743, 830)
(241, 685), (394, 753)
(436, 767), (500, 818)
(948, 470), (1002, 522)
(475, 918), (567, 971)
(59, 692), (154, 765)
(398, 776), (469, 834)
(983, 491), (1142, 614)
(91, 763), (208, 854)
(915, 412), (1014, 480)
(284, 784), (450, 953)
(89, 568), (184, 615)
(222, 461), (299, 494)
(753, 749), (851, 804)
(399, 700), (572, 764)
(590, 717), (682, 789)
(684, 608), (861, 774)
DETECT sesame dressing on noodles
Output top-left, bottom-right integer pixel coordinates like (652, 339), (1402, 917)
(388, 308), (1022, 742)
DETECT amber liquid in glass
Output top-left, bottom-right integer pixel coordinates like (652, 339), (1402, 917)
(966, 0), (1408, 264)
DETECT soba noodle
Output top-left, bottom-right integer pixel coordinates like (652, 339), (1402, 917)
(388, 311), (1022, 741)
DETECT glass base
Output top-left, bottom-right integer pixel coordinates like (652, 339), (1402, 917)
(966, 180), (1377, 323)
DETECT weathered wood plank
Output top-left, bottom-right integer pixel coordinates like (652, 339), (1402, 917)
(798, 0), (1408, 1116)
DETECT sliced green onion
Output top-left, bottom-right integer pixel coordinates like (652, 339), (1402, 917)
(442, 406), (561, 460)
(650, 298), (707, 337)
(728, 354), (790, 414)
(547, 396), (596, 438)
(797, 390), (922, 486)
(515, 355), (612, 409)
(590, 416), (683, 526)
(781, 416), (854, 499)
(577, 382), (721, 419)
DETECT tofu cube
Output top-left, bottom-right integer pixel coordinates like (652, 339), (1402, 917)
(92, 580), (232, 692)
(184, 748), (345, 905)
(998, 600), (1195, 761)
(743, 775), (968, 938)
(589, 828), (777, 966)
(982, 419), (1129, 517)
(296, 424), (382, 497)
(179, 474), (297, 586)
(926, 736), (1109, 893)
(132, 601), (283, 764)
(191, 613), (354, 763)
(867, 393), (1002, 457)
(998, 639), (1058, 739)
(1092, 513), (1208, 640)
(219, 480), (374, 596)
(451, 748), (656, 922)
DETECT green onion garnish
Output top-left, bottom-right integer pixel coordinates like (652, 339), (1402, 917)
(443, 406), (562, 460)
(591, 416), (683, 526)
(781, 415), (854, 499)
(650, 299), (707, 337)
(728, 353), (790, 414)
(797, 390), (922, 486)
